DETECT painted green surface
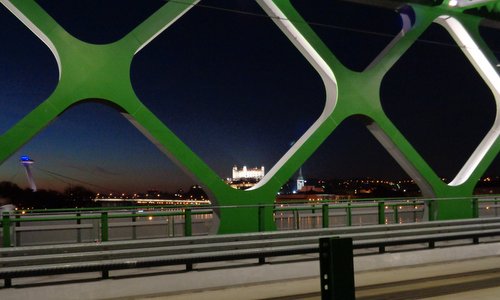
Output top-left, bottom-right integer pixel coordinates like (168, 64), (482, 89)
(0, 0), (498, 233)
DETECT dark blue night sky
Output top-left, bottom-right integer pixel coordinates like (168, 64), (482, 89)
(0, 0), (498, 193)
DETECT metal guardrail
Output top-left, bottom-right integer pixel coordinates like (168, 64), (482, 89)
(1, 209), (211, 247)
(2, 196), (500, 247)
(2, 217), (500, 288)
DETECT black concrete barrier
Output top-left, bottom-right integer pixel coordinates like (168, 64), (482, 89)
(319, 237), (355, 300)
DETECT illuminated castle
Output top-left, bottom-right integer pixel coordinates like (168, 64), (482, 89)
(232, 165), (265, 180)
(229, 165), (265, 190)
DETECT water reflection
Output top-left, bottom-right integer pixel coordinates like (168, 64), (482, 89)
(274, 205), (425, 230)
(11, 201), (499, 246)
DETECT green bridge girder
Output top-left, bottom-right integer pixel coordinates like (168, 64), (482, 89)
(0, 0), (499, 233)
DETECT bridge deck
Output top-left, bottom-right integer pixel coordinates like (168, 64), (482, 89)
(1, 241), (500, 299)
(155, 255), (500, 300)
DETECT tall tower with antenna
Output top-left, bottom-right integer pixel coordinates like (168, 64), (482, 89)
(20, 155), (37, 192)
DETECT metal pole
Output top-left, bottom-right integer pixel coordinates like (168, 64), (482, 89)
(394, 205), (399, 224)
(131, 210), (137, 240)
(15, 213), (20, 246)
(101, 212), (108, 242)
(319, 237), (355, 300)
(2, 212), (11, 247)
(184, 208), (192, 236)
(346, 203), (352, 227)
(322, 204), (329, 228)
(184, 209), (193, 270)
(428, 200), (435, 221)
(258, 205), (265, 232)
(378, 202), (385, 225)
(76, 212), (82, 243)
(472, 198), (479, 218)
(294, 209), (300, 230)
(172, 215), (176, 237)
(413, 200), (417, 222)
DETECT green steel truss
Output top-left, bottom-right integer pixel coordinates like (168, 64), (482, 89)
(0, 0), (499, 233)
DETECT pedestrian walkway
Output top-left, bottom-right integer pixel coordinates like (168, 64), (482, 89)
(1, 242), (500, 299)
(138, 255), (500, 300)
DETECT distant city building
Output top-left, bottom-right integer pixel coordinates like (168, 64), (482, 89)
(276, 193), (344, 203)
(228, 165), (265, 190)
(232, 165), (265, 180)
(293, 168), (324, 194)
(93, 184), (210, 206)
(296, 168), (305, 192)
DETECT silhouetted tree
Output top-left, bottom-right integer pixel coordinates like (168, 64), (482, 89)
(64, 185), (97, 207)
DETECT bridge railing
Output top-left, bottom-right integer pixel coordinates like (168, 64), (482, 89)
(274, 200), (425, 230)
(2, 195), (500, 247)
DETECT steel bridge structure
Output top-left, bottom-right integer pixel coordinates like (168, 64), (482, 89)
(0, 0), (499, 233)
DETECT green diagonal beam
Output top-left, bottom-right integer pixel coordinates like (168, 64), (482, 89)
(0, 0), (499, 233)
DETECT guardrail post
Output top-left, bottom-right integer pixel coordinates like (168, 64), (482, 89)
(2, 212), (11, 247)
(319, 237), (355, 300)
(394, 205), (399, 224)
(100, 212), (108, 242)
(472, 198), (479, 218)
(346, 203), (352, 227)
(322, 204), (329, 228)
(378, 202), (385, 225)
(184, 208), (192, 237)
(258, 205), (265, 232)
